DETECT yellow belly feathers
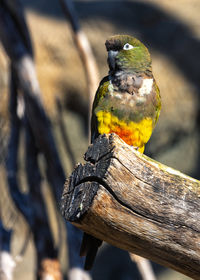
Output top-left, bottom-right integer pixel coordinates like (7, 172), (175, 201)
(96, 110), (153, 153)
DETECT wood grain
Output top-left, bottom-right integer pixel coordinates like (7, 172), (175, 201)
(61, 133), (200, 279)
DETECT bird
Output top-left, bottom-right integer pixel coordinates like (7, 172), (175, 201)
(80, 34), (161, 270)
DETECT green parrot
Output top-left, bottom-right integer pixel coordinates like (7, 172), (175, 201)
(80, 34), (161, 270)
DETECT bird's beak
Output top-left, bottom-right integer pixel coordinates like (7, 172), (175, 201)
(107, 50), (118, 71)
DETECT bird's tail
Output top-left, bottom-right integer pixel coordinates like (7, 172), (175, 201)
(80, 233), (102, 270)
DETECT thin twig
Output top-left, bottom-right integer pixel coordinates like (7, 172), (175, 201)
(59, 0), (99, 138)
(130, 254), (156, 280)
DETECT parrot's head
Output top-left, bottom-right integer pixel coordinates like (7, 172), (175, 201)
(105, 35), (152, 73)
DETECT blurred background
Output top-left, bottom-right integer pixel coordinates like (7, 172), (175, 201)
(0, 0), (200, 279)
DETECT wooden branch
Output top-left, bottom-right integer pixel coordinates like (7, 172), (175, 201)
(61, 133), (200, 279)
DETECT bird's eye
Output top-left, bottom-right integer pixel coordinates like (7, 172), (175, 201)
(123, 43), (134, 50)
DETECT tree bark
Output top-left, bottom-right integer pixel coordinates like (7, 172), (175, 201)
(61, 133), (200, 279)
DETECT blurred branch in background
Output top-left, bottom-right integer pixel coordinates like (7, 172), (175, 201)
(0, 1), (61, 278)
(130, 254), (156, 280)
(59, 0), (99, 137)
(0, 0), (65, 201)
(0, 0), (88, 279)
(6, 65), (33, 228)
(56, 98), (76, 168)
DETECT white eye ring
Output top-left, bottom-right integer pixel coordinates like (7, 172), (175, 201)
(123, 43), (134, 50)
